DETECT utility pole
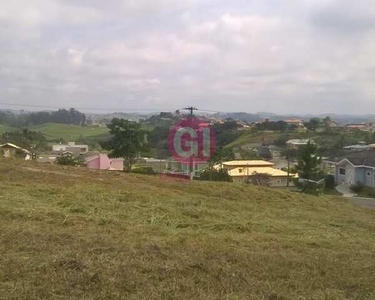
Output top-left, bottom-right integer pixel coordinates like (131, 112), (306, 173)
(286, 146), (290, 187)
(183, 106), (198, 180)
(183, 106), (198, 116)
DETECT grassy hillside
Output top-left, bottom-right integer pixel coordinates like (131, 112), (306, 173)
(27, 123), (109, 141)
(0, 124), (15, 135)
(1, 160), (375, 299)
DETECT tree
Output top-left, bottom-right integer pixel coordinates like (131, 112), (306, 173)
(199, 167), (233, 182)
(209, 147), (234, 166)
(323, 116), (332, 131)
(296, 141), (322, 189)
(305, 118), (322, 131)
(247, 172), (271, 186)
(105, 118), (148, 172)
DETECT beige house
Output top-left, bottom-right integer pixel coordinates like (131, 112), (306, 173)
(52, 142), (89, 156)
(215, 160), (296, 187)
(0, 143), (30, 160)
(285, 118), (304, 127)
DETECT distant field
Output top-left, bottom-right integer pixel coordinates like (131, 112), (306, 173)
(0, 124), (15, 135)
(26, 123), (109, 141)
(1, 160), (375, 299)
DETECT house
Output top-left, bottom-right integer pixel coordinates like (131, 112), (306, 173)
(286, 139), (313, 150)
(52, 142), (89, 156)
(343, 142), (371, 152)
(345, 124), (369, 131)
(37, 155), (58, 164)
(0, 143), (30, 160)
(326, 150), (375, 187)
(284, 118), (304, 127)
(84, 154), (124, 171)
(215, 160), (296, 187)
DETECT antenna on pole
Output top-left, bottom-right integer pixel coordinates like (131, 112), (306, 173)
(183, 106), (198, 116)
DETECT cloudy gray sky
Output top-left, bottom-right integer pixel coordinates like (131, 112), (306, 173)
(1, 0), (375, 114)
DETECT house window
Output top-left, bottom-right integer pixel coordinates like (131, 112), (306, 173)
(339, 168), (346, 175)
(366, 171), (371, 178)
(239, 168), (243, 173)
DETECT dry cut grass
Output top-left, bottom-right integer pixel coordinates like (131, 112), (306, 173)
(1, 159), (375, 299)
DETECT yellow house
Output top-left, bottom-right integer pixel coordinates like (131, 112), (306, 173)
(215, 160), (295, 187)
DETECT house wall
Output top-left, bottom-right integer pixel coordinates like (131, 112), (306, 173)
(99, 154), (111, 170)
(86, 157), (101, 169)
(110, 159), (123, 171)
(362, 167), (375, 188)
(231, 175), (289, 187)
(355, 168), (365, 186)
(336, 161), (355, 185)
(0, 147), (16, 158)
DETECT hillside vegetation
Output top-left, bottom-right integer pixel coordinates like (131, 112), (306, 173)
(1, 160), (375, 299)
(0, 124), (15, 136)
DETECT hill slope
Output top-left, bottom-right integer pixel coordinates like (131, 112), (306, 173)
(26, 123), (109, 141)
(0, 124), (15, 135)
(0, 161), (375, 299)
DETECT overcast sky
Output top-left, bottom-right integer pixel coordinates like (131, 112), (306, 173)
(1, 0), (375, 114)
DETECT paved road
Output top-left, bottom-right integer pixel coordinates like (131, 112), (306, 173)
(349, 198), (375, 210)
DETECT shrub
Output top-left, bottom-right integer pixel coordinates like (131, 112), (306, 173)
(132, 166), (156, 175)
(350, 183), (364, 194)
(246, 172), (271, 186)
(199, 168), (233, 182)
(324, 175), (335, 189)
(55, 153), (85, 166)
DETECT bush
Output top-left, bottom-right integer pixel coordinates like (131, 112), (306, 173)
(350, 183), (364, 194)
(246, 172), (271, 186)
(132, 166), (156, 175)
(361, 187), (375, 198)
(55, 153), (85, 166)
(199, 168), (233, 182)
(324, 175), (335, 189)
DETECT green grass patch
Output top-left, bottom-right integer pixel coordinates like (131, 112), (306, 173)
(0, 160), (375, 299)
(26, 123), (109, 141)
(0, 124), (15, 135)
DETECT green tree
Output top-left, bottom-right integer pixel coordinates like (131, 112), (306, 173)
(105, 118), (148, 172)
(305, 118), (322, 131)
(209, 147), (234, 166)
(247, 172), (271, 186)
(323, 116), (332, 132)
(199, 167), (233, 182)
(296, 141), (322, 189)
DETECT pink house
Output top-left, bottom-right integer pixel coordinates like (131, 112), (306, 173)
(85, 154), (124, 171)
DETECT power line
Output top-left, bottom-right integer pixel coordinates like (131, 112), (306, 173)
(183, 106), (198, 116)
(0, 102), (227, 114)
(0, 102), (178, 112)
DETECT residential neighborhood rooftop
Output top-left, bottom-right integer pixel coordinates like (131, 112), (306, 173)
(327, 150), (375, 167)
(221, 160), (275, 167)
(228, 166), (295, 177)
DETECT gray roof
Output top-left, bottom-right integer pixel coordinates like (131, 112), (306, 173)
(328, 150), (375, 167)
